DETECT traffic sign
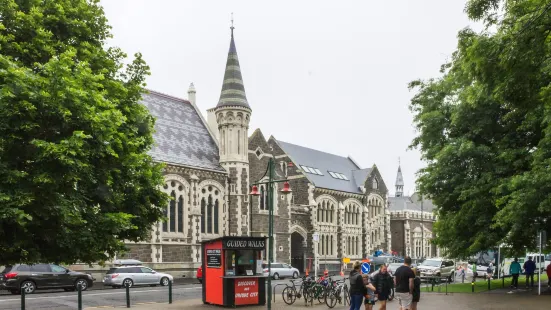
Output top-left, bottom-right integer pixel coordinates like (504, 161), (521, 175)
(343, 257), (350, 264)
(361, 262), (370, 274)
(313, 233), (319, 243)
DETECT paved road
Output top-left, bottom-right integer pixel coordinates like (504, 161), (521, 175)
(0, 279), (299, 310)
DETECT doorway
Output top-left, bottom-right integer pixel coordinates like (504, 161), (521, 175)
(291, 232), (305, 272)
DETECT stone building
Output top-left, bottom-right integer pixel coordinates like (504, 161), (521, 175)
(389, 164), (439, 260)
(73, 27), (391, 278)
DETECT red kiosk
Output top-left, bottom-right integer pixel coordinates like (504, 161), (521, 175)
(202, 236), (268, 307)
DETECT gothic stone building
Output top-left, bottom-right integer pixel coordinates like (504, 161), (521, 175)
(72, 28), (391, 278)
(388, 165), (439, 261)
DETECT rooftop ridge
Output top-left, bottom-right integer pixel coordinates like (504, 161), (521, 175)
(276, 140), (352, 161)
(145, 89), (191, 104)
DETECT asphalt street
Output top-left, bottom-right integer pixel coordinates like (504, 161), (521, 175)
(0, 274), (486, 309)
(0, 280), (298, 310)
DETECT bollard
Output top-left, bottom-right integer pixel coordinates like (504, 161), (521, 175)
(502, 276), (505, 288)
(77, 283), (82, 310)
(169, 280), (173, 304)
(126, 282), (130, 308)
(471, 280), (475, 293)
(21, 286), (25, 310)
(445, 280), (448, 295)
(431, 278), (435, 292)
(487, 278), (490, 291)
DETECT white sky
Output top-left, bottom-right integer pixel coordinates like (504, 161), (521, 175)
(100, 0), (477, 196)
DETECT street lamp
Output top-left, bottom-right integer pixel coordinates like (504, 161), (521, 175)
(249, 158), (291, 310)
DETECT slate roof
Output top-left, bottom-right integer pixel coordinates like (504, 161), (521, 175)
(141, 91), (225, 172)
(388, 195), (435, 212)
(275, 140), (370, 194)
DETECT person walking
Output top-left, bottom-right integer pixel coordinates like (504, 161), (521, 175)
(546, 262), (551, 288)
(362, 273), (377, 310)
(411, 269), (421, 310)
(523, 256), (536, 288)
(509, 258), (522, 289)
(394, 256), (415, 310)
(471, 262), (477, 281)
(371, 265), (392, 310)
(349, 261), (366, 310)
(459, 266), (466, 283)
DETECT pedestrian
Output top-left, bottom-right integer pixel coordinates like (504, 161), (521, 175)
(486, 263), (493, 280)
(546, 262), (551, 288)
(371, 265), (392, 310)
(394, 256), (415, 310)
(459, 266), (466, 283)
(411, 269), (421, 310)
(362, 273), (377, 310)
(523, 256), (536, 288)
(349, 261), (365, 310)
(471, 262), (477, 281)
(509, 258), (521, 289)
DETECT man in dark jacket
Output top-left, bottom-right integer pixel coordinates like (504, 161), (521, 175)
(372, 265), (393, 310)
(523, 256), (536, 288)
(349, 261), (365, 310)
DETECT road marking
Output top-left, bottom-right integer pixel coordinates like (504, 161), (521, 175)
(0, 286), (201, 303)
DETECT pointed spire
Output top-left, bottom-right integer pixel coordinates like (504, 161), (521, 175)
(216, 14), (250, 109)
(395, 158), (404, 197)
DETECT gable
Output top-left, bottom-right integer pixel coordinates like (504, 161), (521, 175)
(275, 140), (366, 194)
(141, 91), (225, 172)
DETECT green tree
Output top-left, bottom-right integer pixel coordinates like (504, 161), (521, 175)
(410, 0), (551, 258)
(0, 0), (168, 265)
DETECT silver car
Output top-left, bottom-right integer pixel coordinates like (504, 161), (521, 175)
(103, 266), (173, 288)
(262, 263), (300, 280)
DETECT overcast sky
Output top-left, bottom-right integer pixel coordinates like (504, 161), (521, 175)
(101, 0), (477, 196)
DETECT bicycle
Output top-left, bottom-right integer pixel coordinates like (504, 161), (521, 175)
(325, 277), (350, 308)
(304, 275), (332, 305)
(281, 276), (314, 305)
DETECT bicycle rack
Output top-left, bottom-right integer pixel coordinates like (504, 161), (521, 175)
(273, 283), (289, 303)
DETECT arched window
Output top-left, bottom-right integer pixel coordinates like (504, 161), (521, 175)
(372, 178), (378, 189)
(221, 130), (226, 155)
(237, 130), (241, 155)
(178, 195), (184, 233)
(201, 198), (206, 233)
(330, 235), (334, 255)
(162, 179), (187, 234)
(200, 185), (222, 236)
(260, 186), (266, 210)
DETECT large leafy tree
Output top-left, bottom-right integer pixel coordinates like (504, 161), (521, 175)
(410, 0), (551, 258)
(0, 0), (168, 265)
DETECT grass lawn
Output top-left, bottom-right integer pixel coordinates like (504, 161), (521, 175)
(424, 274), (549, 293)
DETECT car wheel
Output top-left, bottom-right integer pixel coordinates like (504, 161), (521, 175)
(75, 279), (88, 291)
(21, 280), (36, 294)
(160, 277), (170, 286)
(273, 273), (280, 280)
(123, 278), (134, 288)
(293, 272), (299, 279)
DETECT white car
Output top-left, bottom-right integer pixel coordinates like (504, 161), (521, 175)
(103, 265), (174, 288)
(262, 262), (300, 280)
(417, 258), (455, 281)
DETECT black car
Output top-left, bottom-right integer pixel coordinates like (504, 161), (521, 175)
(0, 264), (95, 294)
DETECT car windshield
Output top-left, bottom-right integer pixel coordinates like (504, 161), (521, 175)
(420, 260), (441, 267)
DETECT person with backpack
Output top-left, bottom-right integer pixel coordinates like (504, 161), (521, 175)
(509, 258), (522, 289)
(411, 269), (421, 310)
(349, 261), (365, 310)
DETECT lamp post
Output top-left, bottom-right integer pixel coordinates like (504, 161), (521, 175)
(249, 158), (291, 310)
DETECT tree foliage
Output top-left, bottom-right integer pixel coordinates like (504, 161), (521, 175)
(0, 0), (168, 265)
(410, 0), (551, 258)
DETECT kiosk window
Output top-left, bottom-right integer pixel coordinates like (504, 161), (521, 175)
(225, 250), (256, 276)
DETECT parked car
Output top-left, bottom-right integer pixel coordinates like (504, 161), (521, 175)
(0, 264), (95, 295)
(262, 263), (300, 280)
(103, 265), (173, 288)
(197, 266), (202, 283)
(417, 258), (455, 282)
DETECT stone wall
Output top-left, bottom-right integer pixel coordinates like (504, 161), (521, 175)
(391, 220), (405, 256)
(120, 244), (152, 262)
(162, 245), (193, 263)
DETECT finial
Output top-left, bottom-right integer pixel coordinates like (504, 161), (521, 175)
(398, 157), (401, 166)
(230, 12), (234, 37)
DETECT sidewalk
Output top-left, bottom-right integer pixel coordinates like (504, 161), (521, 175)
(121, 293), (551, 310)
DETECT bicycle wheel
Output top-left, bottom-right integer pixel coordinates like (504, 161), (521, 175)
(282, 287), (297, 305)
(325, 290), (338, 308)
(343, 286), (350, 306)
